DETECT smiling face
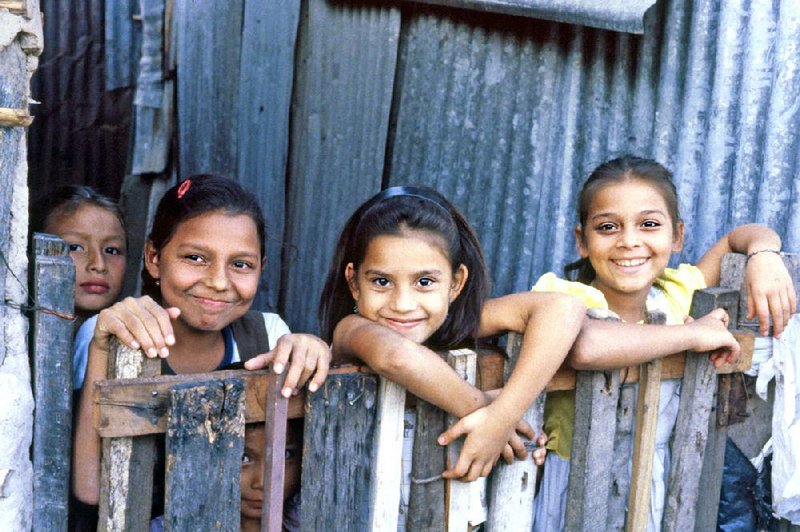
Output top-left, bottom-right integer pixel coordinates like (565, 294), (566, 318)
(576, 178), (684, 310)
(144, 210), (262, 334)
(345, 231), (467, 345)
(46, 204), (127, 315)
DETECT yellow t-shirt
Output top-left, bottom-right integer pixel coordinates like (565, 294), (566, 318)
(532, 264), (707, 459)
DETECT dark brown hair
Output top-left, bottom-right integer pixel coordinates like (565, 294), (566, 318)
(319, 186), (490, 350)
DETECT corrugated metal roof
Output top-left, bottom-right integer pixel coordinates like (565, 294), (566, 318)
(104, 0), (140, 90)
(401, 0), (658, 33)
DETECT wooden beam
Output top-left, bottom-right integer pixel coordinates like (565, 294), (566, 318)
(0, 107), (32, 127)
(98, 339), (161, 531)
(662, 288), (740, 531)
(407, 399), (447, 528)
(261, 372), (288, 532)
(368, 377), (406, 530)
(487, 332), (544, 530)
(31, 234), (74, 532)
(626, 311), (667, 532)
(445, 349), (479, 530)
(163, 379), (245, 530)
(0, 0), (25, 14)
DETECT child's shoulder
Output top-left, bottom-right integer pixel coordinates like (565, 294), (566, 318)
(653, 263), (707, 293)
(531, 272), (608, 309)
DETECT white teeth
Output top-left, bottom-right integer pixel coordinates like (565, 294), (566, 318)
(614, 258), (647, 267)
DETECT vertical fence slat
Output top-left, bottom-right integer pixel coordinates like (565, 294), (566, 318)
(445, 349), (478, 529)
(487, 332), (544, 531)
(163, 378), (245, 530)
(98, 339), (160, 530)
(625, 310), (667, 531)
(662, 287), (739, 531)
(407, 399), (447, 530)
(31, 233), (74, 532)
(565, 364), (620, 530)
(300, 374), (377, 530)
(369, 377), (406, 530)
(261, 372), (288, 532)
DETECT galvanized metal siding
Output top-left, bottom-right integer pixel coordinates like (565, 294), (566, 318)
(280, 0), (401, 332)
(388, 0), (800, 300)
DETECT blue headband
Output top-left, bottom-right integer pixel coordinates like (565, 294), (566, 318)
(364, 185), (452, 214)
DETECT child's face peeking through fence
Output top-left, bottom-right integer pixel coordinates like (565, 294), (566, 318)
(144, 209), (262, 333)
(46, 203), (126, 314)
(240, 422), (301, 523)
(345, 230), (467, 345)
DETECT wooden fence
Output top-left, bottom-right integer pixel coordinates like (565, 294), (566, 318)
(32, 252), (800, 530)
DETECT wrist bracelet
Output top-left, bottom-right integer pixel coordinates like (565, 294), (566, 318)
(746, 249), (783, 264)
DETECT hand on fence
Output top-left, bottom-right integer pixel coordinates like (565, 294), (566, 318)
(744, 251), (797, 337)
(683, 309), (741, 367)
(244, 333), (330, 397)
(438, 403), (534, 481)
(93, 296), (179, 358)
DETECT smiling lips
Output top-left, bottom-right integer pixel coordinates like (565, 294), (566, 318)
(192, 294), (234, 310)
(384, 317), (425, 330)
(612, 258), (648, 268)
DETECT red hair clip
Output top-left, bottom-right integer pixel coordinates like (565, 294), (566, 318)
(176, 179), (192, 199)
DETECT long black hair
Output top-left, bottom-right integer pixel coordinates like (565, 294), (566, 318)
(142, 174), (267, 298)
(565, 155), (682, 283)
(319, 186), (490, 350)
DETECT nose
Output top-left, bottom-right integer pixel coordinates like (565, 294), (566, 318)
(253, 463), (263, 490)
(617, 226), (642, 249)
(390, 285), (417, 313)
(87, 247), (107, 273)
(205, 262), (230, 291)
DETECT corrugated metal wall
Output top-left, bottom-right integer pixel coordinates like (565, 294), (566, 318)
(38, 0), (800, 334)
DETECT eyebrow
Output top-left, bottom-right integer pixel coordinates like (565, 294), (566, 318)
(364, 269), (444, 277)
(175, 242), (260, 258)
(59, 230), (125, 241)
(590, 209), (667, 221)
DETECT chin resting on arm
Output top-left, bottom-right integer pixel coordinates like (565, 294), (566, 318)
(332, 314), (487, 418)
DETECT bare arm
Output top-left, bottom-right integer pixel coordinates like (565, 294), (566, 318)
(332, 314), (487, 418)
(569, 309), (740, 370)
(695, 223), (796, 336)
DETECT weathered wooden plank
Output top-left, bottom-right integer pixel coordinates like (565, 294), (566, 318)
(97, 338), (161, 531)
(236, 0), (299, 310)
(662, 287), (739, 531)
(565, 315), (621, 532)
(261, 372), (289, 532)
(175, 0), (243, 176)
(300, 373), (378, 530)
(626, 310), (667, 532)
(282, 0), (400, 331)
(0, 0), (25, 14)
(30, 234), (74, 532)
(163, 379), (245, 530)
(607, 384), (637, 531)
(368, 377), (406, 530)
(407, 399), (447, 530)
(487, 332), (543, 531)
(445, 349), (478, 529)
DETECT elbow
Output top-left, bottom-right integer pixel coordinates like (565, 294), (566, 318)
(369, 342), (415, 380)
(568, 319), (603, 370)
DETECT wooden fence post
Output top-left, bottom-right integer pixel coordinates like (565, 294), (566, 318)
(445, 349), (478, 530)
(98, 339), (161, 531)
(565, 314), (622, 532)
(662, 287), (739, 531)
(261, 372), (289, 532)
(369, 377), (406, 530)
(163, 379), (246, 530)
(486, 332), (544, 531)
(300, 373), (378, 530)
(30, 233), (75, 532)
(626, 310), (667, 531)
(407, 398), (447, 529)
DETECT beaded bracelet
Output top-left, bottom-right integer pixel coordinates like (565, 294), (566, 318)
(746, 249), (784, 264)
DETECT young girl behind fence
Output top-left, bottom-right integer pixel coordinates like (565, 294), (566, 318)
(72, 175), (331, 513)
(532, 155), (796, 531)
